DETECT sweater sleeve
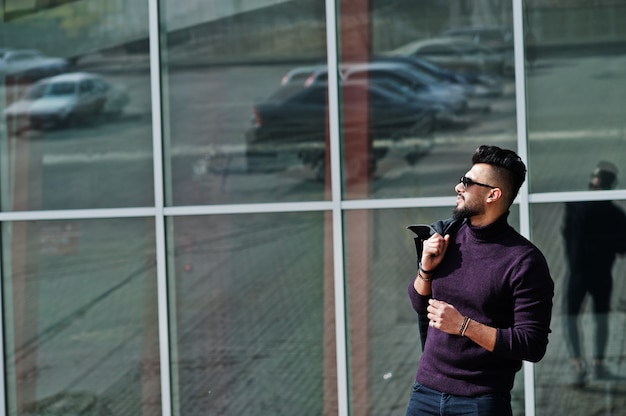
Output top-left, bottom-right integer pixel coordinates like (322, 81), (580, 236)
(493, 253), (554, 362)
(407, 280), (431, 315)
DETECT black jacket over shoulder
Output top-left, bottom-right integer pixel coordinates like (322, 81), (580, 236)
(407, 217), (466, 349)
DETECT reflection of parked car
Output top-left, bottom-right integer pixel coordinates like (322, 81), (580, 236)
(372, 55), (502, 98)
(245, 81), (436, 175)
(280, 64), (327, 86)
(278, 61), (471, 126)
(440, 27), (515, 75)
(281, 58), (503, 103)
(0, 48), (71, 82)
(441, 26), (513, 52)
(344, 61), (467, 98)
(341, 62), (469, 125)
(4, 72), (130, 131)
(389, 37), (507, 75)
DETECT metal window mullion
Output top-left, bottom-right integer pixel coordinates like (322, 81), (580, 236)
(512, 1), (536, 415)
(0, 182), (7, 413)
(530, 189), (626, 203)
(513, 0), (530, 238)
(325, 0), (349, 415)
(148, 0), (172, 415)
(0, 207), (158, 222)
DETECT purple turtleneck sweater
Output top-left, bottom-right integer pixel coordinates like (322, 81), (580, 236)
(408, 214), (554, 396)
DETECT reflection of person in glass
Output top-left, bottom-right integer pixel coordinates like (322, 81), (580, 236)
(405, 146), (554, 416)
(563, 161), (626, 387)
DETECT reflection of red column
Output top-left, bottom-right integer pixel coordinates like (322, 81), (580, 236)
(346, 211), (370, 416)
(340, 1), (371, 416)
(10, 126), (42, 413)
(322, 212), (338, 416)
(341, 0), (372, 194)
(141, 219), (161, 415)
(11, 221), (33, 416)
(5, 76), (43, 413)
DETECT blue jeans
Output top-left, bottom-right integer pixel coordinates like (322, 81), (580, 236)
(405, 382), (512, 416)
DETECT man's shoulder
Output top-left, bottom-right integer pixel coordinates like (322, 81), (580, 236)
(507, 227), (542, 250)
(509, 231), (551, 270)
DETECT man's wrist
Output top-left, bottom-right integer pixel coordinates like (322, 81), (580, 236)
(418, 262), (435, 274)
(459, 316), (471, 337)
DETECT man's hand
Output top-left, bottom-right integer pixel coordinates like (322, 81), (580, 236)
(427, 298), (463, 335)
(420, 233), (450, 272)
(427, 298), (497, 352)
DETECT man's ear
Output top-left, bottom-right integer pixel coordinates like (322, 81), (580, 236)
(487, 188), (503, 203)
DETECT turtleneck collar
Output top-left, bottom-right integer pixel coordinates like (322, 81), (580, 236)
(467, 211), (510, 241)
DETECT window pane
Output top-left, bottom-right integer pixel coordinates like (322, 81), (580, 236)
(344, 206), (524, 415)
(1, 2), (154, 210)
(1, 218), (160, 415)
(167, 212), (335, 415)
(161, 2), (329, 205)
(338, 1), (516, 199)
(532, 200), (626, 415)
(526, 2), (626, 193)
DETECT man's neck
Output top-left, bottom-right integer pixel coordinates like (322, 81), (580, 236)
(469, 210), (506, 227)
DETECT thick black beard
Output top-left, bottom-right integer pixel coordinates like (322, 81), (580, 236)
(452, 206), (476, 221)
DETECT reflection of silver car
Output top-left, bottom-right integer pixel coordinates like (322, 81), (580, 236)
(0, 48), (70, 81)
(389, 37), (507, 75)
(441, 26), (513, 51)
(280, 65), (327, 86)
(4, 72), (130, 131)
(341, 62), (469, 124)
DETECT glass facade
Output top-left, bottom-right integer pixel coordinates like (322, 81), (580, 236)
(2, 1), (626, 415)
(1, 219), (160, 415)
(166, 213), (332, 415)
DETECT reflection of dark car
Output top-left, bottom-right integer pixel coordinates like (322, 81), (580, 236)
(341, 62), (469, 125)
(0, 48), (71, 82)
(245, 81), (436, 175)
(441, 26), (513, 52)
(281, 59), (501, 105)
(4, 72), (130, 131)
(389, 37), (508, 75)
(373, 55), (502, 98)
(440, 27), (515, 75)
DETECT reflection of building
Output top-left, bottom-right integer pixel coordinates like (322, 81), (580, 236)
(5, 1), (626, 62)
(3, 1), (626, 416)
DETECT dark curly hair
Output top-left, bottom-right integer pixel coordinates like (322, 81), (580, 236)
(472, 145), (527, 206)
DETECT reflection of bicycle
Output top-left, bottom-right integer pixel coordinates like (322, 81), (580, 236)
(206, 150), (231, 174)
(300, 134), (434, 183)
(300, 147), (380, 183)
(192, 150), (232, 182)
(242, 121), (434, 182)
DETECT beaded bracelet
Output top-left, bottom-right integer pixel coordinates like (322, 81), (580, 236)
(417, 270), (433, 283)
(458, 316), (471, 337)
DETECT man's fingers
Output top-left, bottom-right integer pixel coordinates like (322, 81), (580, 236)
(442, 234), (451, 251)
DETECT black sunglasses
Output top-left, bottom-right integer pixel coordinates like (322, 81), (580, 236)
(459, 176), (496, 190)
